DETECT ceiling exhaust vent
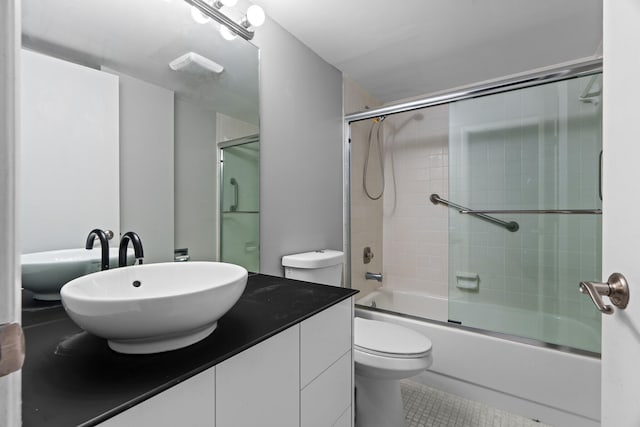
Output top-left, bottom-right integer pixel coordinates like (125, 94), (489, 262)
(169, 52), (224, 75)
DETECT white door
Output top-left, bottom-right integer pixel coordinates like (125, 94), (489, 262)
(601, 0), (640, 425)
(0, 1), (22, 426)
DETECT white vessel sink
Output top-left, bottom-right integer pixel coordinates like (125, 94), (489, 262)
(21, 248), (130, 300)
(60, 262), (248, 354)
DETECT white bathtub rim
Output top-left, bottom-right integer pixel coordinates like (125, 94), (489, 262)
(355, 303), (600, 359)
(356, 288), (601, 358)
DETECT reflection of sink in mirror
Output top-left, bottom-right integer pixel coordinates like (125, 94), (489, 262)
(21, 248), (133, 301)
(21, 0), (260, 269)
(60, 262), (248, 354)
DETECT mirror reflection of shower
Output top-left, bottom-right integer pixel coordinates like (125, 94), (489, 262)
(229, 177), (238, 212)
(219, 135), (260, 272)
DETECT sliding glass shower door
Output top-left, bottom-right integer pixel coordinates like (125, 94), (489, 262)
(447, 74), (603, 352)
(220, 136), (260, 272)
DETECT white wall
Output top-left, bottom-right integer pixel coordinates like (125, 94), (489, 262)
(175, 99), (218, 262)
(0, 1), (21, 425)
(216, 113), (258, 142)
(21, 50), (119, 253)
(110, 70), (175, 263)
(253, 19), (344, 276)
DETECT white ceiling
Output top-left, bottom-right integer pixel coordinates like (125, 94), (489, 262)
(252, 0), (603, 105)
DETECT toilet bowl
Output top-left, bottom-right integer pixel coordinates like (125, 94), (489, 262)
(281, 250), (434, 427)
(354, 317), (433, 427)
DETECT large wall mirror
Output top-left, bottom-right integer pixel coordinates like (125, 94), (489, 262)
(21, 0), (259, 300)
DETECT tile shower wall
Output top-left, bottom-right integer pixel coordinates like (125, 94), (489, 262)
(382, 105), (450, 299)
(448, 76), (602, 352)
(345, 77), (384, 297)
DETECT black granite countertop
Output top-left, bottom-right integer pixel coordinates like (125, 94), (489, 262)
(22, 273), (357, 427)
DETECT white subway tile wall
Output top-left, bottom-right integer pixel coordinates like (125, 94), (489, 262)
(382, 105), (450, 299)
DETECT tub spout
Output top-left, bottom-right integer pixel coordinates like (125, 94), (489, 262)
(365, 272), (383, 282)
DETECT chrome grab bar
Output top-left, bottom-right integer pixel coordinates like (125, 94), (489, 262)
(430, 194), (519, 232)
(460, 209), (602, 214)
(230, 178), (238, 212)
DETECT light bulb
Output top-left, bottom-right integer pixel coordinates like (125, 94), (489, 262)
(191, 6), (210, 24)
(191, 0), (214, 24)
(246, 5), (265, 27)
(220, 25), (237, 41)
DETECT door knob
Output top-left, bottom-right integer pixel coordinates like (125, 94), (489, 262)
(579, 273), (630, 315)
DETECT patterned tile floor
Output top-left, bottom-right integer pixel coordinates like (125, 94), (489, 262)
(401, 379), (553, 427)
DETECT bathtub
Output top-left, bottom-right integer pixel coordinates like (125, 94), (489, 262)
(355, 288), (601, 427)
(357, 288), (600, 353)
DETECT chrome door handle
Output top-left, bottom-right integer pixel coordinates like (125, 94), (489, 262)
(579, 273), (630, 315)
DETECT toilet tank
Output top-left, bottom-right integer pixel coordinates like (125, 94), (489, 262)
(281, 250), (344, 286)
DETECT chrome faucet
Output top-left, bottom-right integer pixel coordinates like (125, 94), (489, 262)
(86, 228), (110, 271)
(365, 272), (383, 282)
(119, 231), (144, 267)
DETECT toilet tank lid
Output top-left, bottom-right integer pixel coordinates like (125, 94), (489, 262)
(281, 250), (344, 269)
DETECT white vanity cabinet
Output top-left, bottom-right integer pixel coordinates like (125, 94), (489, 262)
(99, 368), (216, 427)
(300, 299), (353, 427)
(99, 298), (353, 427)
(216, 325), (300, 426)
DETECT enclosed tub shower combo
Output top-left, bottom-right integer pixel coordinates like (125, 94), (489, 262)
(345, 60), (604, 427)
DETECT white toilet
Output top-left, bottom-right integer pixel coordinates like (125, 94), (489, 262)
(282, 250), (433, 427)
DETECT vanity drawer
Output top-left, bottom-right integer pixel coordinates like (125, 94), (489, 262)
(300, 298), (353, 388)
(301, 351), (352, 427)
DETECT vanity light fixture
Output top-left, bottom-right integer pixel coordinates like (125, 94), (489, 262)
(191, 1), (213, 25)
(219, 25), (238, 41)
(184, 0), (265, 41)
(241, 5), (265, 28)
(191, 0), (239, 24)
(213, 0), (238, 8)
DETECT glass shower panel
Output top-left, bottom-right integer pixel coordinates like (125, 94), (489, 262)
(220, 138), (260, 272)
(448, 74), (602, 353)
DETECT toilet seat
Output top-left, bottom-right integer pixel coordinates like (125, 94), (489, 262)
(355, 317), (432, 359)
